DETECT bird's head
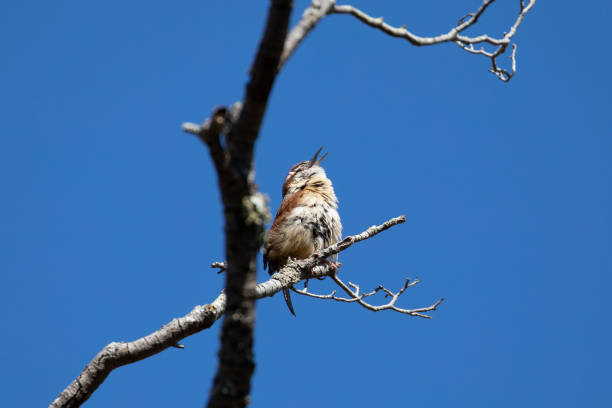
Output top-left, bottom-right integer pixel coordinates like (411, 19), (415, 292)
(281, 148), (331, 197)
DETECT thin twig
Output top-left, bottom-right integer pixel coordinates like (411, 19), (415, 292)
(330, 274), (444, 318)
(293, 274), (443, 318)
(332, 0), (537, 81)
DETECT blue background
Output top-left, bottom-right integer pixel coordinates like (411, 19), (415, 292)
(2, 1), (611, 406)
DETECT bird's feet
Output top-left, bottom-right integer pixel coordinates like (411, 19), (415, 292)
(323, 259), (339, 272)
(314, 260), (338, 280)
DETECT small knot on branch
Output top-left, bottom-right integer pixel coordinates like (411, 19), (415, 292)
(211, 261), (227, 273)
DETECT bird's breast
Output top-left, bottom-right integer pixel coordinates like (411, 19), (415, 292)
(269, 197), (340, 257)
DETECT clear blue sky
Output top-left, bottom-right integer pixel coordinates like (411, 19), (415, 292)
(2, 1), (611, 407)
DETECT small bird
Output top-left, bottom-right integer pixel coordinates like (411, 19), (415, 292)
(263, 148), (342, 315)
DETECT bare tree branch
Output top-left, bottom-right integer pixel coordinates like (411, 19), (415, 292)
(294, 275), (444, 318)
(279, 0), (335, 70)
(266, 215), (408, 291)
(331, 276), (443, 318)
(48, 294), (227, 408)
(331, 0), (537, 81)
(205, 1), (294, 407)
(182, 106), (228, 174)
(49, 215), (416, 408)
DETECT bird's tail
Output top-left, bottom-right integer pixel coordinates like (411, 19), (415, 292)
(283, 287), (296, 316)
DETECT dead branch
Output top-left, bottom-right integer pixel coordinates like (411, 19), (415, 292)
(48, 293), (227, 408)
(294, 275), (444, 318)
(331, 0), (537, 81)
(279, 0), (335, 70)
(49, 215), (412, 408)
(331, 276), (443, 318)
(202, 1), (294, 407)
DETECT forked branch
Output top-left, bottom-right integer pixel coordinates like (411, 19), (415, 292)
(331, 0), (537, 81)
(294, 275), (444, 318)
(50, 215), (422, 408)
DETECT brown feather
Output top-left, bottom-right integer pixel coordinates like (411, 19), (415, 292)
(264, 151), (342, 316)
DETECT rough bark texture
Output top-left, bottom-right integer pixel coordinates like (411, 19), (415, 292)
(48, 295), (226, 408)
(206, 2), (294, 408)
(48, 215), (412, 408)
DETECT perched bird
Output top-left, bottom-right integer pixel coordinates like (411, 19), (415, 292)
(263, 148), (342, 316)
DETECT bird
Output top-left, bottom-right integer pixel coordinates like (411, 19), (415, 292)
(263, 148), (342, 316)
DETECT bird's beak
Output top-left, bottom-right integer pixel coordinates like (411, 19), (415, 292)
(309, 147), (327, 166)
